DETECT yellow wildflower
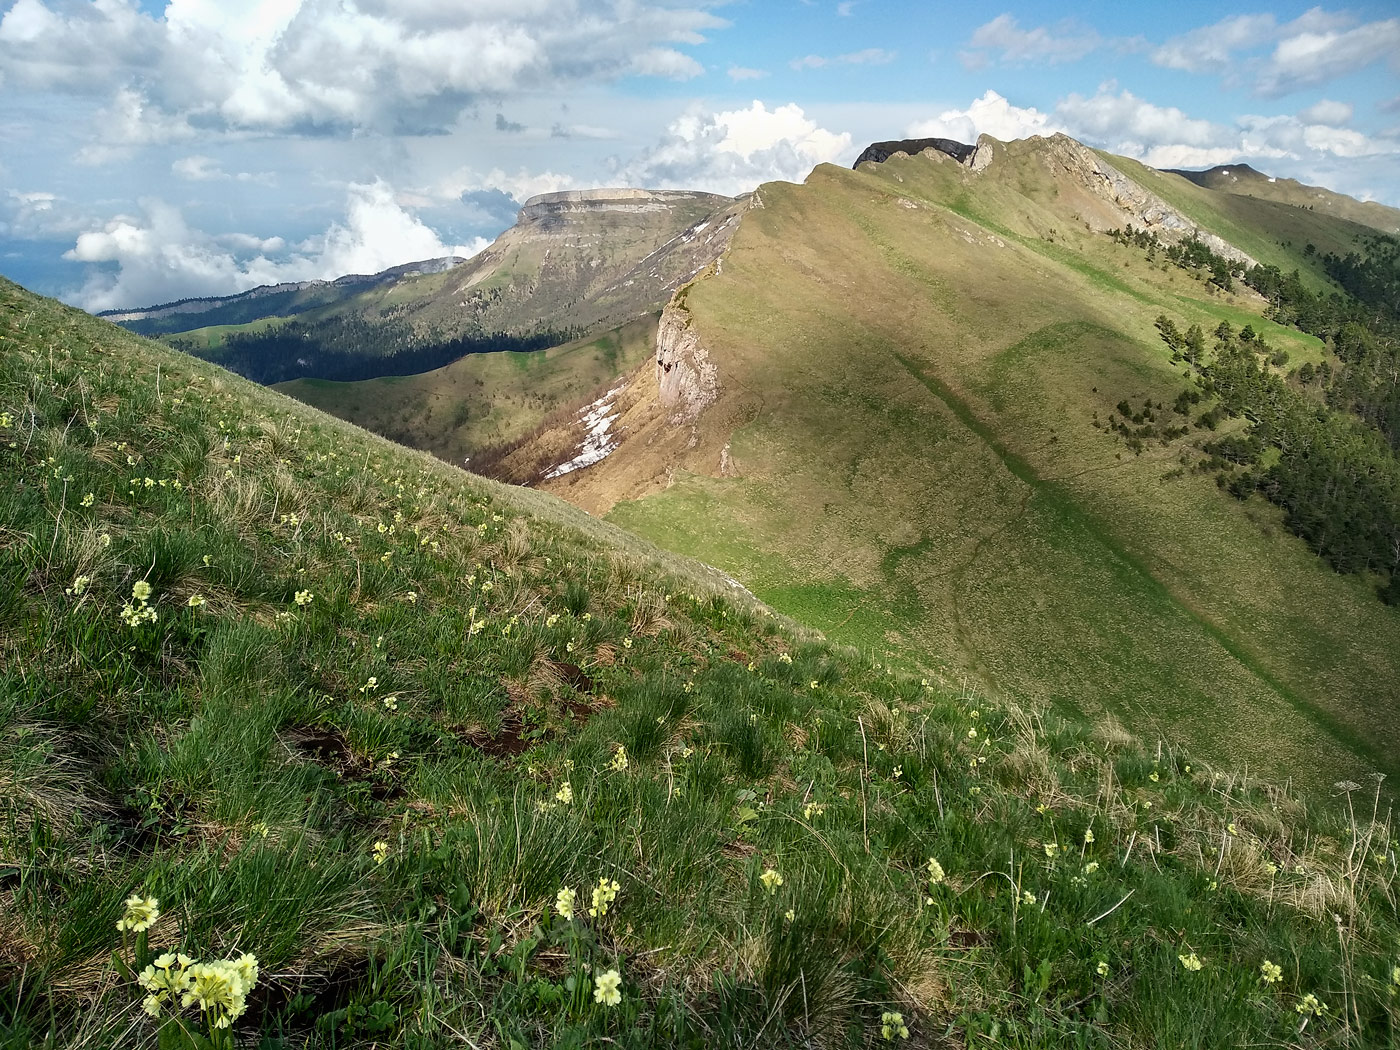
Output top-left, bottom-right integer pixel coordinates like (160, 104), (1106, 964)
(926, 858), (945, 885)
(1260, 960), (1283, 984)
(760, 868), (784, 894)
(589, 877), (620, 917)
(1296, 993), (1326, 1017)
(131, 580), (152, 602)
(609, 745), (628, 772)
(555, 781), (573, 804)
(555, 887), (576, 921)
(1179, 952), (1203, 971)
(1096, 961), (1109, 977)
(294, 589), (314, 606)
(880, 1011), (910, 1040)
(117, 894), (159, 933)
(593, 968), (622, 1007)
(372, 841), (390, 865)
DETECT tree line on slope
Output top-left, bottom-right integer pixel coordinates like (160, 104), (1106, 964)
(166, 313), (582, 385)
(1154, 316), (1400, 604)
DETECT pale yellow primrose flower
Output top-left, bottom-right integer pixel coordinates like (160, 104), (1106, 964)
(117, 894), (160, 933)
(880, 1010), (910, 1040)
(1260, 960), (1283, 984)
(555, 781), (573, 804)
(1179, 952), (1203, 971)
(760, 868), (784, 894)
(1296, 993), (1327, 1017)
(593, 968), (622, 1006)
(181, 957), (258, 1028)
(131, 580), (152, 602)
(589, 877), (621, 917)
(555, 887), (576, 921)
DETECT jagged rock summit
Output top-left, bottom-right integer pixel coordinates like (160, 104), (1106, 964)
(853, 137), (976, 166)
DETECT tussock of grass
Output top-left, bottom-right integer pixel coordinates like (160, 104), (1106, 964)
(3, 277), (1400, 1048)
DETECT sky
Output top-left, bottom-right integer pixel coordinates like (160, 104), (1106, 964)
(1, 1), (1398, 312)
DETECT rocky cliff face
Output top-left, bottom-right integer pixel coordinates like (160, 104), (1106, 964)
(517, 188), (732, 225)
(1035, 134), (1256, 265)
(444, 189), (747, 339)
(654, 293), (718, 424)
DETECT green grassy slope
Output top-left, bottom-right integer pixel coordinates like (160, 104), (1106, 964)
(600, 143), (1399, 796)
(275, 317), (657, 467)
(6, 278), (1400, 1049)
(1166, 164), (1400, 236)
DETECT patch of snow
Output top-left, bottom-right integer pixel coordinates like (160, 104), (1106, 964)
(542, 381), (629, 479)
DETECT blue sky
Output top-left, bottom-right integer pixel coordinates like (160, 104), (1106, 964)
(1, 0), (1397, 310)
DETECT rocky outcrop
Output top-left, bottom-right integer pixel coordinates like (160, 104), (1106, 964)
(518, 188), (734, 227)
(1037, 134), (1256, 266)
(655, 296), (718, 424)
(854, 138), (975, 167)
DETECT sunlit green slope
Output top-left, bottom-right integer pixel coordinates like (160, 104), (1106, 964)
(5, 276), (1400, 1049)
(585, 138), (1400, 795)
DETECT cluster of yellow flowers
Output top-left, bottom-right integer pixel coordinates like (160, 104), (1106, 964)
(120, 580), (158, 627)
(1260, 960), (1283, 984)
(608, 745), (628, 773)
(1178, 952), (1203, 972)
(880, 1010), (909, 1040)
(293, 589), (314, 606)
(759, 868), (784, 894)
(1296, 992), (1327, 1017)
(555, 887), (577, 921)
(593, 968), (622, 1007)
(138, 952), (259, 1029)
(589, 877), (621, 918)
(117, 894), (160, 933)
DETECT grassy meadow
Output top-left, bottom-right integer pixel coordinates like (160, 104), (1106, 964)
(592, 143), (1400, 797)
(7, 276), (1400, 1049)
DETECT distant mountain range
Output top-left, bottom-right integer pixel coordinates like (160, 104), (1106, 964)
(1166, 162), (1400, 235)
(100, 135), (1400, 792)
(106, 188), (743, 385)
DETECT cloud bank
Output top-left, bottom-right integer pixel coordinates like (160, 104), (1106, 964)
(65, 179), (485, 311)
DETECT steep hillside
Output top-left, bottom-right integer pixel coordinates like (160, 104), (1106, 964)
(509, 135), (1399, 796)
(6, 276), (1400, 1049)
(101, 257), (467, 335)
(277, 316), (658, 467)
(1168, 163), (1400, 236)
(121, 189), (744, 385)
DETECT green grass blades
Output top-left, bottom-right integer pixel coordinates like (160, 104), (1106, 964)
(4, 277), (1400, 1048)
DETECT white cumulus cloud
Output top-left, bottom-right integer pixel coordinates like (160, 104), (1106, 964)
(961, 14), (1103, 69)
(616, 101), (854, 197)
(907, 90), (1063, 143)
(64, 178), (486, 311)
(0, 0), (726, 139)
(1297, 99), (1354, 127)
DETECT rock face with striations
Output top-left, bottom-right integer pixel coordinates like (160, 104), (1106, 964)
(853, 138), (976, 167)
